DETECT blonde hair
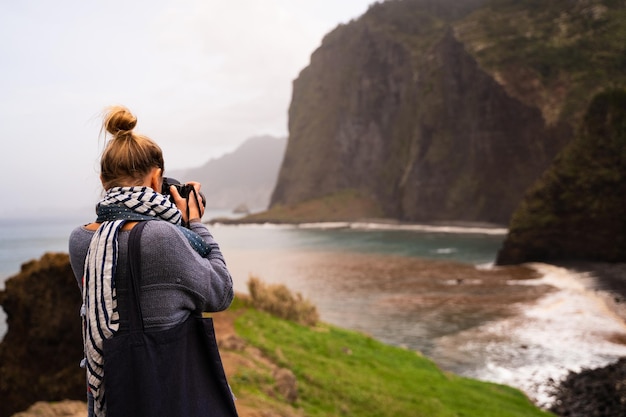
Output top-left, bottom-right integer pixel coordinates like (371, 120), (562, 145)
(99, 105), (164, 190)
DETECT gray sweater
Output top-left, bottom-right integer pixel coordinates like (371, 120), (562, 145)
(68, 220), (234, 332)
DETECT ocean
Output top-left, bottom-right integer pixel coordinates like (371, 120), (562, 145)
(1, 213), (625, 409)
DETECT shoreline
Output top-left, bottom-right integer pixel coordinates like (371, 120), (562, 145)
(552, 261), (626, 326)
(207, 216), (509, 235)
(556, 261), (626, 299)
(215, 220), (626, 413)
(528, 261), (626, 414)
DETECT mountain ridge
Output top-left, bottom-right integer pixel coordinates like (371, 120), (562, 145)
(168, 135), (286, 213)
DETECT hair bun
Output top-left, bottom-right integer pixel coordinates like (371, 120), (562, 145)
(103, 105), (138, 136)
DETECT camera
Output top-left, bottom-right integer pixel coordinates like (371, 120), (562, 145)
(161, 177), (207, 207)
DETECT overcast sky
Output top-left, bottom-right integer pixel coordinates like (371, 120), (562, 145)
(0, 0), (374, 218)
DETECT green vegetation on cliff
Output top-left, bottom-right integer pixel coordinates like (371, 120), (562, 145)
(219, 189), (384, 224)
(456, 0), (626, 124)
(496, 89), (626, 264)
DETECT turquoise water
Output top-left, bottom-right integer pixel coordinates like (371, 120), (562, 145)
(210, 223), (505, 264)
(0, 217), (79, 286)
(0, 215), (505, 343)
(0, 217), (504, 285)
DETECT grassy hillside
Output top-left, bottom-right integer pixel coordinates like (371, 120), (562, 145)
(223, 294), (554, 417)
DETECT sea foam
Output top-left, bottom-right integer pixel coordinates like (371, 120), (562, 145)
(437, 263), (626, 408)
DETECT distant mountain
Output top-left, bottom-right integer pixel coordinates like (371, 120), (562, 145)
(168, 135), (286, 212)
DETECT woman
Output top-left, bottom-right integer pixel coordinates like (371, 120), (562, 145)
(69, 105), (235, 417)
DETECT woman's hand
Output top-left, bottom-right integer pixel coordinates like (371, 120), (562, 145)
(169, 181), (205, 224)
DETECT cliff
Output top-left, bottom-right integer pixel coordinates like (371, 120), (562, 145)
(269, 0), (625, 225)
(496, 89), (626, 264)
(0, 253), (84, 417)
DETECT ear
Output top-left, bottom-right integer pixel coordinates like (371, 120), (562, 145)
(150, 168), (163, 191)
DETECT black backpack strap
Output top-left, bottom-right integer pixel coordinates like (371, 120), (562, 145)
(127, 220), (151, 333)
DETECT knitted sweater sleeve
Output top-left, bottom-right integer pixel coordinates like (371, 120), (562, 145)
(139, 221), (234, 316)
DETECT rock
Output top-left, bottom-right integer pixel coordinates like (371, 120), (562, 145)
(273, 368), (298, 403)
(233, 203), (251, 215)
(0, 253), (84, 417)
(219, 334), (247, 351)
(550, 358), (626, 417)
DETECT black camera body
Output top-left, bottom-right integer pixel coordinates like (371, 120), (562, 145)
(162, 177), (206, 207)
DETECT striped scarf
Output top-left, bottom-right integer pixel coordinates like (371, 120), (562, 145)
(81, 186), (209, 417)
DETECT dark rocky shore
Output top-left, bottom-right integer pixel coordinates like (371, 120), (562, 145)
(549, 357), (626, 417)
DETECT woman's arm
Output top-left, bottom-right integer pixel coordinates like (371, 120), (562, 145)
(140, 221), (234, 313)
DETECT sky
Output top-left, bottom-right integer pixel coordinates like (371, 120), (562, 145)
(0, 0), (374, 218)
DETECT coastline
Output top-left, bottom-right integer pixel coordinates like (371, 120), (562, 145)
(4, 216), (626, 415)
(211, 217), (626, 322)
(538, 261), (626, 415)
(210, 216), (626, 413)
(558, 261), (626, 300)
(208, 216), (509, 235)
(551, 261), (626, 326)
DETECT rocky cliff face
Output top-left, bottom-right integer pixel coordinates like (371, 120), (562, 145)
(270, 0), (573, 224)
(496, 89), (626, 264)
(395, 30), (570, 224)
(0, 253), (84, 417)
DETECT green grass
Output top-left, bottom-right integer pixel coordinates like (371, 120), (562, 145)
(227, 189), (385, 224)
(232, 302), (555, 417)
